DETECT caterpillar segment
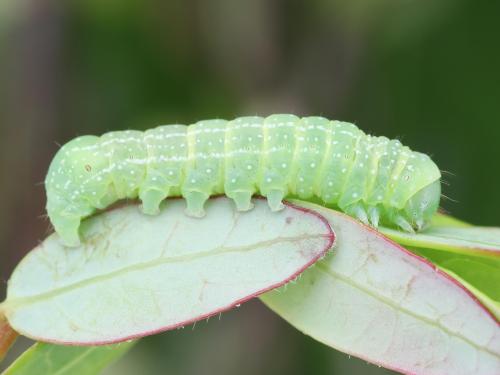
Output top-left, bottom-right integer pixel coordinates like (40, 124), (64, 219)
(45, 114), (441, 246)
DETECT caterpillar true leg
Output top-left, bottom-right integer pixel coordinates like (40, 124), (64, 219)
(394, 215), (415, 233)
(344, 203), (369, 226)
(367, 206), (380, 228)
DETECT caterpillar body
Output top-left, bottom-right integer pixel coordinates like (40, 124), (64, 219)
(46, 114), (441, 246)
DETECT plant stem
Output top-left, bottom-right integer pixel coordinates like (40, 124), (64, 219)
(0, 312), (18, 364)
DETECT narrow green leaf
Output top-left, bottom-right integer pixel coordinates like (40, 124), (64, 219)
(0, 197), (334, 345)
(431, 213), (471, 228)
(2, 341), (134, 375)
(262, 200), (500, 375)
(380, 224), (500, 258)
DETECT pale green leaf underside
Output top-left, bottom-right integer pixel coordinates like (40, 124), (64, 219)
(2, 341), (134, 375)
(1, 197), (333, 345)
(262, 200), (500, 375)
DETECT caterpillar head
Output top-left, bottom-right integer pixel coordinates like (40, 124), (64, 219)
(46, 135), (112, 246)
(403, 179), (441, 230)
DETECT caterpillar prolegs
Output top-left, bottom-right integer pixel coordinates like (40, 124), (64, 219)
(45, 114), (441, 246)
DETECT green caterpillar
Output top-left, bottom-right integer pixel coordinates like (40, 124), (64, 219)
(45, 114), (441, 246)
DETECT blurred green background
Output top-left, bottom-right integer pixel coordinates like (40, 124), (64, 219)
(1, 0), (499, 374)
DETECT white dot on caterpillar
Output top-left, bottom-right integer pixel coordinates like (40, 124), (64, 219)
(310, 163), (316, 168)
(299, 177), (304, 182)
(152, 177), (158, 181)
(130, 171), (135, 175)
(266, 177), (272, 183)
(206, 168), (212, 174)
(281, 163), (287, 168)
(231, 178), (236, 183)
(247, 165), (252, 170)
(328, 181), (333, 187)
(191, 179), (196, 184)
(168, 171), (174, 176)
(341, 168), (347, 173)
(352, 193), (358, 198)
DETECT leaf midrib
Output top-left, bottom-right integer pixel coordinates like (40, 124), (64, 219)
(5, 233), (329, 309)
(316, 262), (500, 359)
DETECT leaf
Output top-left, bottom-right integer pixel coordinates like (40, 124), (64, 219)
(431, 213), (471, 228)
(409, 248), (500, 319)
(380, 224), (500, 258)
(261, 200), (500, 375)
(2, 341), (134, 375)
(0, 197), (334, 345)
(0, 315), (18, 364)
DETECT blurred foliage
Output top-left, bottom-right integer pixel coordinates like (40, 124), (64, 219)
(1, 0), (499, 374)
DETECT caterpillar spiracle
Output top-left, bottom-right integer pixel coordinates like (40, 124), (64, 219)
(45, 114), (441, 246)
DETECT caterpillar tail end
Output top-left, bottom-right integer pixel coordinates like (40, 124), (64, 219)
(52, 216), (82, 247)
(140, 188), (168, 215)
(266, 189), (285, 212)
(184, 191), (209, 218)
